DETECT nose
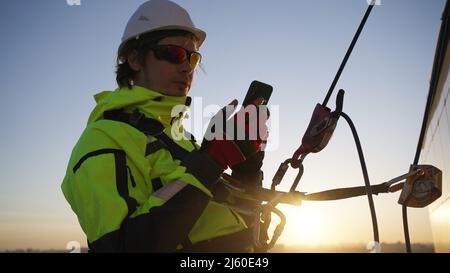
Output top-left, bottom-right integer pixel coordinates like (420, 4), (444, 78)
(180, 57), (194, 74)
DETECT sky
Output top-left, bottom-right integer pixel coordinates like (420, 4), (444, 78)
(0, 0), (446, 251)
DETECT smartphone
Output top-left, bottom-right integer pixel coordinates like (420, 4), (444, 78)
(242, 80), (273, 106)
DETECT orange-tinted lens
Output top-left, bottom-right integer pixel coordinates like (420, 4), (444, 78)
(162, 45), (187, 64)
(189, 52), (202, 69)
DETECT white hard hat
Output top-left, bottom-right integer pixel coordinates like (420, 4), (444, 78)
(120, 0), (206, 50)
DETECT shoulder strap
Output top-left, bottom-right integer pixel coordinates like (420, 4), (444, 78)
(103, 109), (165, 136)
(103, 109), (191, 161)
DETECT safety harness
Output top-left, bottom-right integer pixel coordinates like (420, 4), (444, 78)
(102, 108), (262, 252)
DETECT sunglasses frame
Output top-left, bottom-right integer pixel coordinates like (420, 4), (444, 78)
(144, 44), (202, 69)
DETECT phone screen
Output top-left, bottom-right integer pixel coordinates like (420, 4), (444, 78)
(242, 80), (273, 106)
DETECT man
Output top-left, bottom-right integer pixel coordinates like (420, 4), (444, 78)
(61, 0), (268, 252)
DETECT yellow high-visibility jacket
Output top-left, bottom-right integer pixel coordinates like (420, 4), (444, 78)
(61, 85), (250, 252)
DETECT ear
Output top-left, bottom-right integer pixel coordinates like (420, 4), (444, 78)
(127, 50), (142, 72)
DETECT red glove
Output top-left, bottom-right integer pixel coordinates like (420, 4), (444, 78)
(203, 98), (269, 169)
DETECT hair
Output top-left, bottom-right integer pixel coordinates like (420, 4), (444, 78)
(116, 29), (199, 89)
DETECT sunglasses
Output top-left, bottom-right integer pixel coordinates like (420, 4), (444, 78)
(148, 44), (202, 70)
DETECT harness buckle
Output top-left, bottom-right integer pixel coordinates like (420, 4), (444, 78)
(129, 109), (144, 127)
(130, 109), (165, 137)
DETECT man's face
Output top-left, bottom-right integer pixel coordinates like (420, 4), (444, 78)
(136, 35), (199, 97)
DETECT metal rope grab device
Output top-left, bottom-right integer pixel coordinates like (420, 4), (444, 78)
(218, 1), (443, 252)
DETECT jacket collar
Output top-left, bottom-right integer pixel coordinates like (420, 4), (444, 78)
(88, 85), (191, 128)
